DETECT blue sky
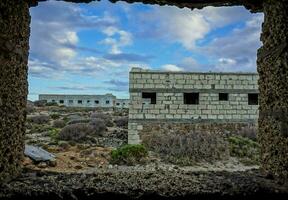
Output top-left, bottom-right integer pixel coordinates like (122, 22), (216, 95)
(28, 0), (263, 101)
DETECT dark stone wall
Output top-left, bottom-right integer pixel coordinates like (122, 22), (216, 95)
(28, 0), (263, 12)
(257, 0), (288, 182)
(0, 1), (30, 183)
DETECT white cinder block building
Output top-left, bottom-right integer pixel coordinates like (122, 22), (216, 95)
(39, 94), (129, 108)
(128, 68), (259, 144)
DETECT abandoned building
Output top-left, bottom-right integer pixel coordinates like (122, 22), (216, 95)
(128, 68), (259, 144)
(0, 0), (288, 191)
(39, 94), (129, 108)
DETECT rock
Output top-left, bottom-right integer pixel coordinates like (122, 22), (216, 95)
(38, 162), (47, 168)
(75, 165), (83, 170)
(47, 160), (57, 167)
(24, 144), (56, 162)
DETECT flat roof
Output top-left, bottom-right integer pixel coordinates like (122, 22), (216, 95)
(39, 94), (116, 97)
(130, 68), (258, 76)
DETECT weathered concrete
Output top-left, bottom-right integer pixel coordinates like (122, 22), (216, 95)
(257, 0), (288, 182)
(128, 69), (259, 144)
(0, 1), (30, 182)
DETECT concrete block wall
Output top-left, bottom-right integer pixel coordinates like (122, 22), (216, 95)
(128, 68), (259, 144)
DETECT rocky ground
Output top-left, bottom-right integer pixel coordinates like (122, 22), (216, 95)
(5, 103), (285, 199)
(0, 168), (287, 199)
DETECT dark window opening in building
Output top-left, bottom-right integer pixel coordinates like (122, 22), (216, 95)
(78, 100), (82, 104)
(106, 100), (110, 104)
(219, 93), (229, 101)
(87, 100), (90, 103)
(184, 93), (199, 105)
(59, 100), (64, 104)
(52, 100), (55, 103)
(95, 100), (99, 104)
(123, 103), (125, 105)
(142, 92), (156, 104)
(248, 93), (258, 105)
(68, 100), (73, 104)
(116, 103), (120, 106)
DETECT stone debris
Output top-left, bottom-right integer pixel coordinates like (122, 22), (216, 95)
(24, 144), (56, 162)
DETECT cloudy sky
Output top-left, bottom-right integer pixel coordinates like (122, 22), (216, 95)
(28, 0), (263, 101)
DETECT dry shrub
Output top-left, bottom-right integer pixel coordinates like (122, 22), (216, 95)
(114, 117), (128, 128)
(236, 126), (257, 141)
(26, 104), (35, 114)
(34, 100), (46, 107)
(91, 112), (113, 127)
(89, 118), (107, 136)
(27, 115), (50, 124)
(67, 118), (90, 125)
(143, 131), (229, 165)
(59, 123), (94, 142)
(53, 120), (66, 128)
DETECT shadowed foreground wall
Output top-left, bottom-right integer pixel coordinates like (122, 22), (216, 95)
(257, 0), (288, 181)
(0, 0), (288, 184)
(0, 1), (30, 182)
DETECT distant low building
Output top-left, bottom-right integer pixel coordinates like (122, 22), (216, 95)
(115, 99), (130, 109)
(39, 94), (129, 108)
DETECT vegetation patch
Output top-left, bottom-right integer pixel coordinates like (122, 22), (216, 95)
(46, 102), (58, 106)
(48, 128), (61, 141)
(53, 120), (66, 128)
(27, 115), (50, 124)
(228, 135), (260, 165)
(110, 144), (148, 165)
(143, 131), (229, 166)
(114, 117), (128, 128)
(89, 118), (107, 136)
(50, 113), (61, 120)
(59, 123), (94, 142)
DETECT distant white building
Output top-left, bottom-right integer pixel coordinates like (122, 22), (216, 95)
(39, 94), (129, 108)
(115, 99), (130, 109)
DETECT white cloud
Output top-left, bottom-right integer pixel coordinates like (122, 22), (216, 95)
(161, 64), (183, 72)
(200, 13), (263, 72)
(54, 31), (79, 45)
(29, 0), (118, 72)
(215, 58), (237, 71)
(101, 26), (133, 54)
(138, 6), (210, 50)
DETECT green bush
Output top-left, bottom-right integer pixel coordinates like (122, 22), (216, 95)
(228, 135), (260, 165)
(143, 131), (229, 166)
(46, 102), (58, 106)
(48, 128), (60, 140)
(110, 144), (148, 165)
